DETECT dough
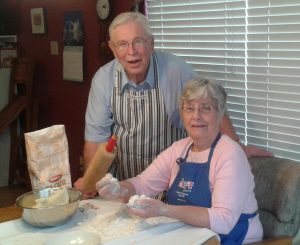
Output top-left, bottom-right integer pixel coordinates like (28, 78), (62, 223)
(33, 187), (69, 208)
(127, 194), (150, 209)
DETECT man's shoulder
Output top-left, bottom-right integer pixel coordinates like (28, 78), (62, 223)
(92, 59), (117, 84)
(154, 51), (195, 74)
(154, 50), (185, 63)
(96, 59), (117, 75)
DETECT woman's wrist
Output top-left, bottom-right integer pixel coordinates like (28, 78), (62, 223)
(158, 202), (170, 217)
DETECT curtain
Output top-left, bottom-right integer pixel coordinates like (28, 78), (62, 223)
(145, 0), (300, 161)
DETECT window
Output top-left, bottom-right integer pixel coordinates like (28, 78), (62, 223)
(146, 0), (300, 161)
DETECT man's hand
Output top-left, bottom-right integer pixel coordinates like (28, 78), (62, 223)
(241, 144), (273, 159)
(74, 177), (97, 199)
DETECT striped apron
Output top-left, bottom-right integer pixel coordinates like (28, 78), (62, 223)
(110, 54), (185, 180)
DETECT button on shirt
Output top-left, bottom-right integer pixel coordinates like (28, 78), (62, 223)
(85, 51), (197, 143)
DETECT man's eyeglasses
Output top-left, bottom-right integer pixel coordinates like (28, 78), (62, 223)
(182, 104), (216, 115)
(113, 38), (148, 52)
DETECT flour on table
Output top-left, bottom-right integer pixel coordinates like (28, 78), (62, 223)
(78, 201), (175, 242)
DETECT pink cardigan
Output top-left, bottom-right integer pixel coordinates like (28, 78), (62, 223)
(129, 135), (263, 244)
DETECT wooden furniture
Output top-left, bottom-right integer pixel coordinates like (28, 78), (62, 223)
(248, 236), (292, 245)
(0, 57), (37, 187)
(0, 205), (22, 223)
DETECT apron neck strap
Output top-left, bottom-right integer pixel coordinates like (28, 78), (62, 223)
(178, 133), (222, 164)
(115, 54), (159, 93)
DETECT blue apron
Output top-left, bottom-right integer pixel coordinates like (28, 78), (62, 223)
(166, 133), (256, 245)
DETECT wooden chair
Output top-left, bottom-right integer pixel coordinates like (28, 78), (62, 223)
(248, 236), (292, 245)
(0, 57), (37, 187)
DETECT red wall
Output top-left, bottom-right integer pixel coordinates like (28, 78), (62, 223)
(11, 0), (132, 182)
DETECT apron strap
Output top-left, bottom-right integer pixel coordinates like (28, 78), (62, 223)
(207, 133), (221, 162)
(176, 133), (222, 164)
(115, 54), (159, 94)
(153, 54), (159, 88)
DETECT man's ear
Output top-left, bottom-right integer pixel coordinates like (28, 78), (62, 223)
(107, 40), (117, 58)
(108, 40), (114, 51)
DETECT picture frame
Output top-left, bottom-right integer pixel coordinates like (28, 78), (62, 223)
(63, 11), (83, 46)
(30, 7), (47, 34)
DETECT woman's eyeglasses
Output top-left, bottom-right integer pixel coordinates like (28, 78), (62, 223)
(182, 104), (216, 115)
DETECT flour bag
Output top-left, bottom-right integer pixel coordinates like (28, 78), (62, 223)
(25, 125), (72, 190)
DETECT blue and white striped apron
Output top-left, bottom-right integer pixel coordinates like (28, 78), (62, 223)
(110, 54), (186, 180)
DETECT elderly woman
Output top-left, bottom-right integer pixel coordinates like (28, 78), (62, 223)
(96, 78), (263, 244)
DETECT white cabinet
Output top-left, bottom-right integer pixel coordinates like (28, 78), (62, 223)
(0, 68), (11, 186)
(0, 35), (16, 186)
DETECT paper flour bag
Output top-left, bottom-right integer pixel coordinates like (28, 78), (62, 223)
(25, 125), (72, 190)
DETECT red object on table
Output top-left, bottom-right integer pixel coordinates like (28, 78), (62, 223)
(105, 135), (117, 152)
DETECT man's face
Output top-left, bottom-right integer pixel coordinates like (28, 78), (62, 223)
(109, 21), (154, 84)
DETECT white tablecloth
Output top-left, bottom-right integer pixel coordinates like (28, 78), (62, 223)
(0, 198), (219, 245)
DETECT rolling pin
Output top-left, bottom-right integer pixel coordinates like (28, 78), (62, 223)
(82, 135), (117, 192)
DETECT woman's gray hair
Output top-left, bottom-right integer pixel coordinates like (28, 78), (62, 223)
(109, 12), (153, 39)
(180, 78), (227, 118)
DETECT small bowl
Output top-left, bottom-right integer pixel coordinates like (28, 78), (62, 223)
(16, 187), (82, 228)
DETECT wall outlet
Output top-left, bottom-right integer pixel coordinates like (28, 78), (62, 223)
(50, 41), (59, 55)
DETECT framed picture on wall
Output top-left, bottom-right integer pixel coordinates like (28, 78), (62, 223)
(30, 7), (47, 34)
(63, 11), (83, 46)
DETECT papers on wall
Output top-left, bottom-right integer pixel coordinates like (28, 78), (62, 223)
(63, 46), (83, 82)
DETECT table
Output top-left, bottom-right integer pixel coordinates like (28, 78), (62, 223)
(0, 205), (22, 223)
(0, 199), (220, 245)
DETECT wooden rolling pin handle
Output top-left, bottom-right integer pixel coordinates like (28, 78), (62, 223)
(82, 136), (117, 192)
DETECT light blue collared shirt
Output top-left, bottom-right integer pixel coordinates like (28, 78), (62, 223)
(85, 51), (197, 142)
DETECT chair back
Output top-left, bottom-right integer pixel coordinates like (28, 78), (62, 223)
(249, 156), (300, 243)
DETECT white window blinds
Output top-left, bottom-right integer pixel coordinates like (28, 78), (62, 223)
(146, 0), (300, 161)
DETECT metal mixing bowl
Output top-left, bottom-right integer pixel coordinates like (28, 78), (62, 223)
(16, 187), (82, 228)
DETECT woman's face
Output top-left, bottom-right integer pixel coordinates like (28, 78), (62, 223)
(109, 21), (154, 84)
(182, 97), (222, 144)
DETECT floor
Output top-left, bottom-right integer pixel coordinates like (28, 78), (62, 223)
(0, 184), (29, 208)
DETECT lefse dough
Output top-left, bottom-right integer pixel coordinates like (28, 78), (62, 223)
(33, 187), (69, 208)
(127, 194), (150, 208)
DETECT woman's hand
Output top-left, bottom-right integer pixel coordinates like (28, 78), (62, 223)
(96, 177), (121, 200)
(128, 198), (168, 218)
